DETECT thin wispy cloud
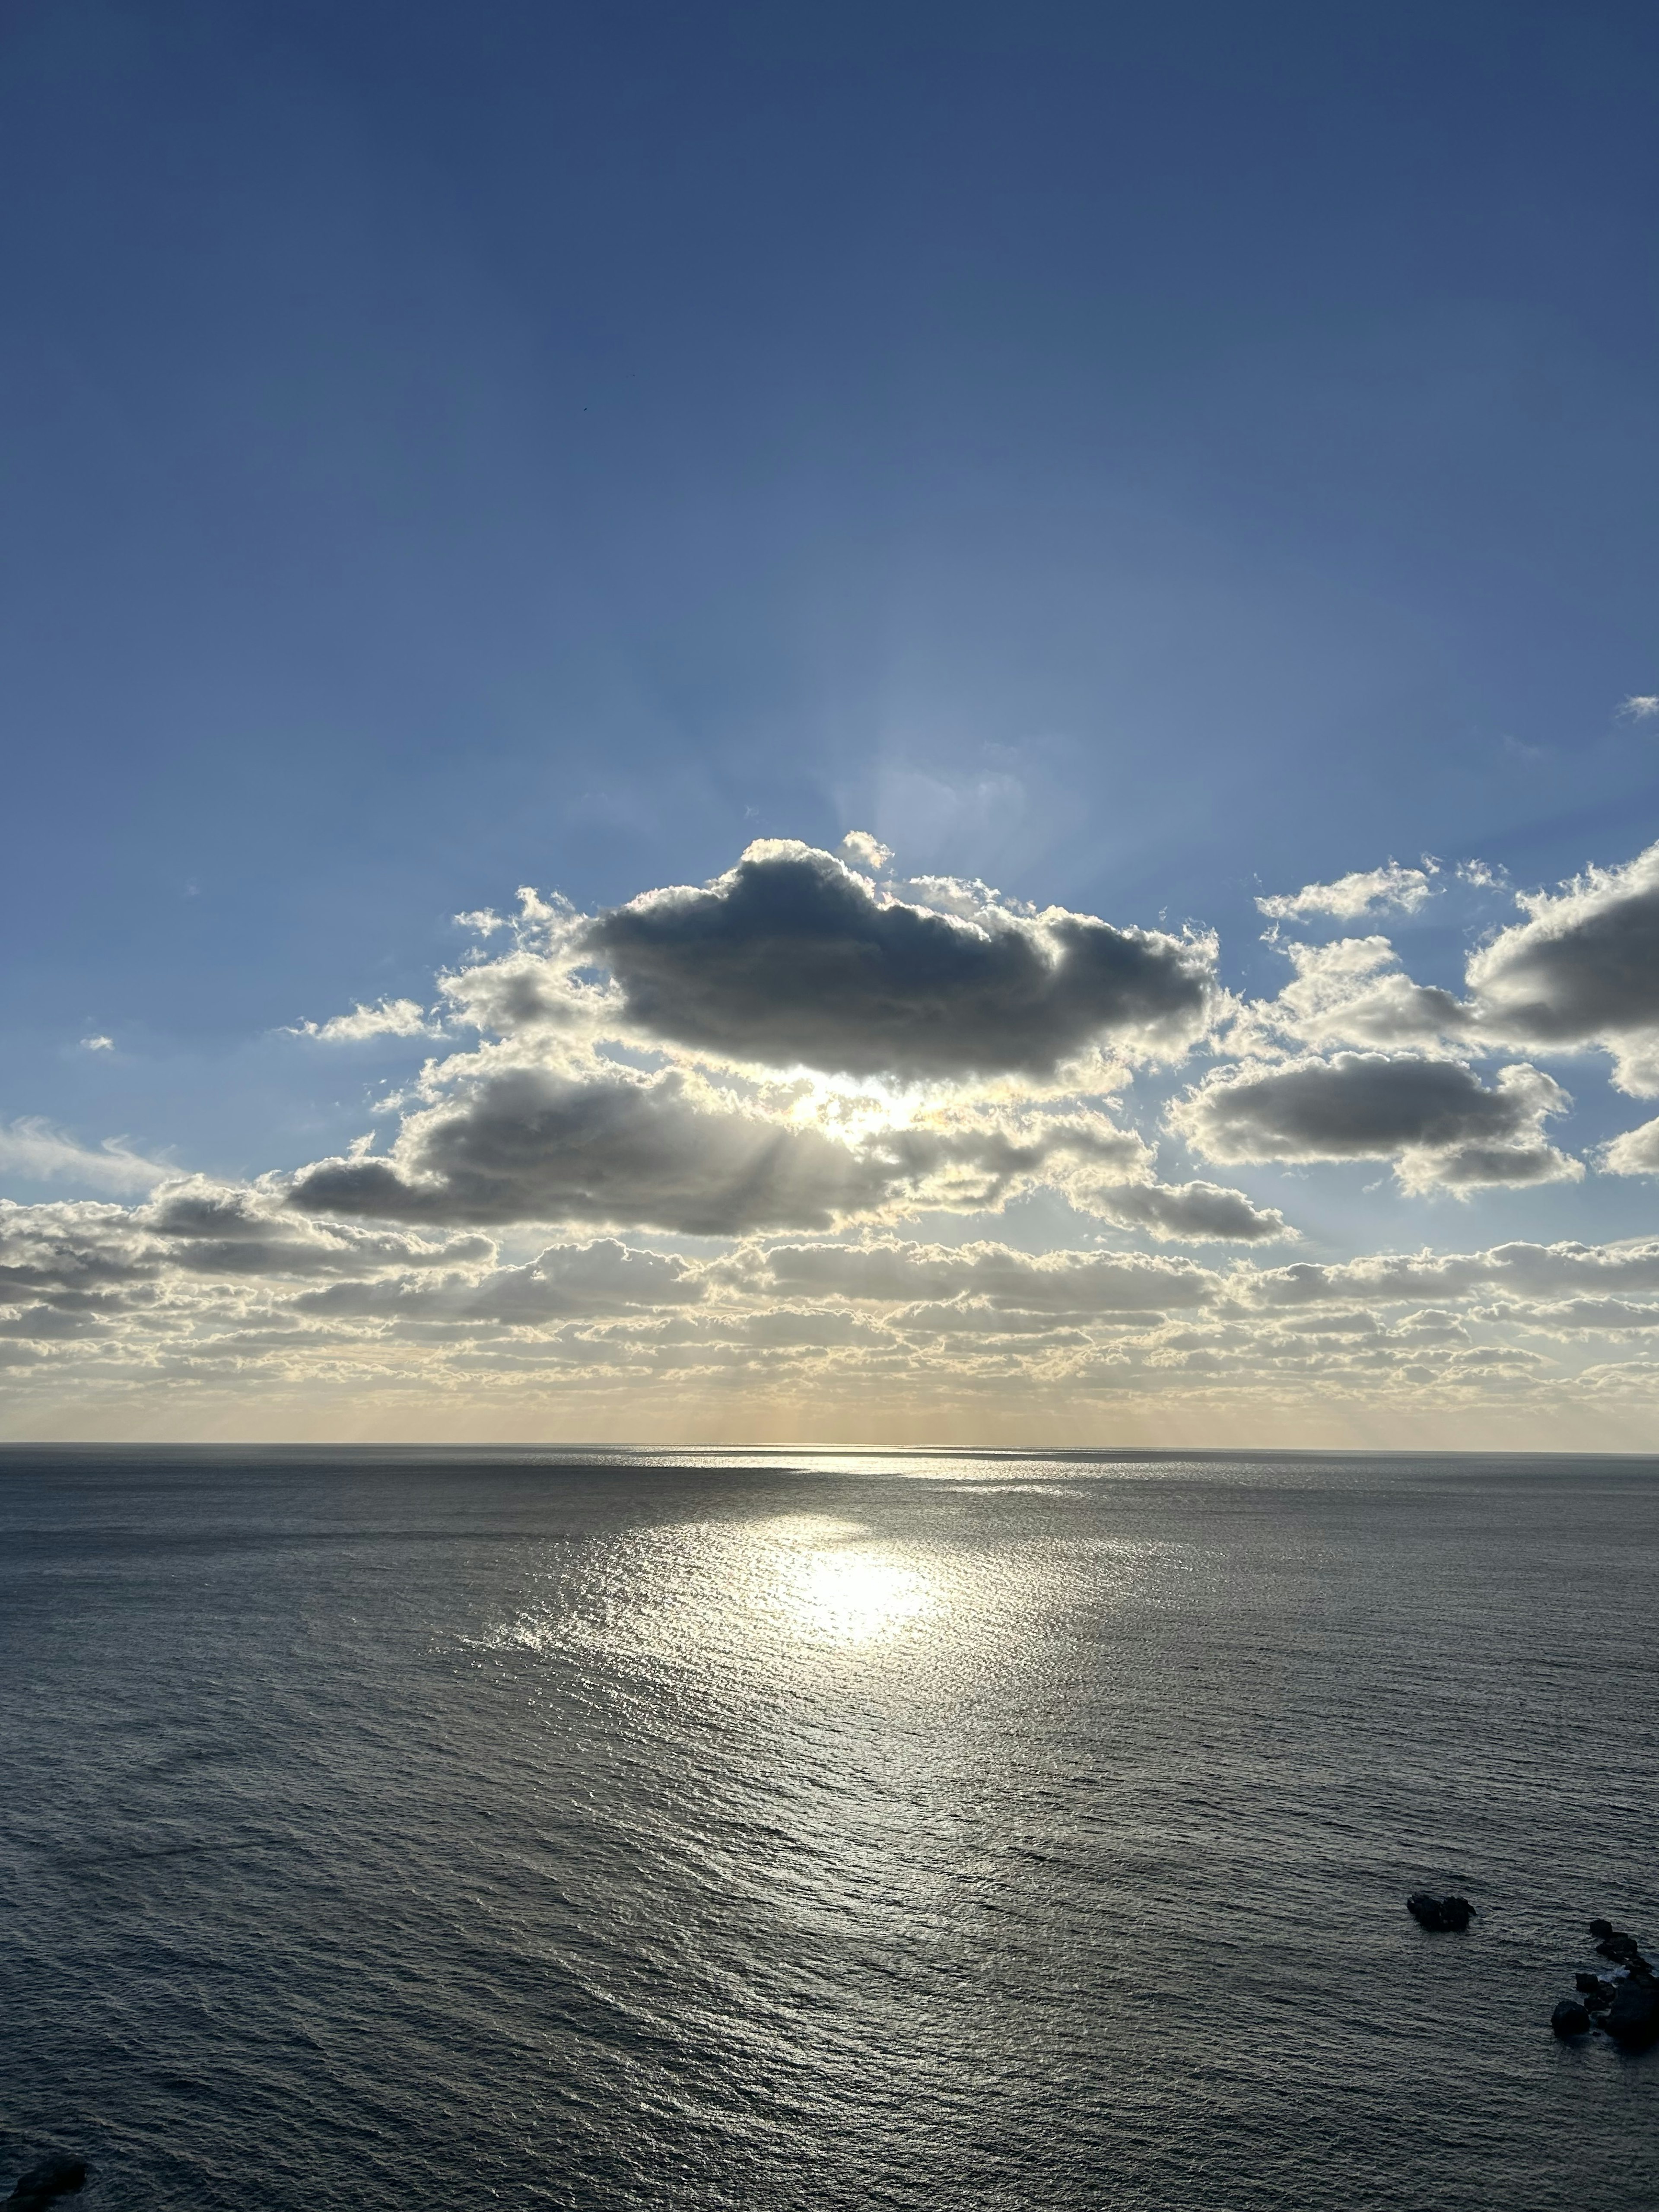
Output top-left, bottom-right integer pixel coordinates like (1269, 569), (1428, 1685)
(0, 1118), (172, 1192)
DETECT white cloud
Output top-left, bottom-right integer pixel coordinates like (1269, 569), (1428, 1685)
(0, 1119), (173, 1193)
(837, 830), (893, 873)
(1618, 696), (1659, 720)
(80, 1035), (114, 1052)
(1598, 1116), (1659, 1177)
(289, 998), (435, 1043)
(1239, 935), (1475, 1054)
(1256, 859), (1437, 922)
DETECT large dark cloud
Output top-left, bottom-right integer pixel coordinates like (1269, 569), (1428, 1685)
(580, 840), (1219, 1080)
(1170, 1053), (1579, 1190)
(285, 1066), (1084, 1236)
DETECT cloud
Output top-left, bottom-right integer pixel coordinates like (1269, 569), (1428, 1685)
(289, 998), (435, 1042)
(139, 1179), (496, 1277)
(1169, 1053), (1580, 1192)
(1247, 1235), (1659, 1308)
(292, 1239), (706, 1324)
(285, 1065), (1033, 1236)
(746, 1238), (1222, 1314)
(1618, 696), (1659, 721)
(283, 1058), (1266, 1241)
(1085, 1179), (1291, 1242)
(80, 1035), (114, 1052)
(1465, 840), (1659, 1091)
(837, 830), (893, 873)
(1240, 935), (1475, 1053)
(578, 839), (1220, 1080)
(1599, 1116), (1659, 1177)
(1256, 859), (1437, 922)
(0, 1119), (172, 1193)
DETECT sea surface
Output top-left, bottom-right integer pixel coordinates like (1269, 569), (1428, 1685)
(1, 1446), (1655, 2209)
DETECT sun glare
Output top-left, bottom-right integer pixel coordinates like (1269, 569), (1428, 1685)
(774, 1546), (934, 1643)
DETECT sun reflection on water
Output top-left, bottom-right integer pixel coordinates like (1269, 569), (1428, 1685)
(478, 1512), (944, 1666)
(771, 1545), (934, 1643)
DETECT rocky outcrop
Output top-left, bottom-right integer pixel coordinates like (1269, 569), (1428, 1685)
(1602, 1966), (1659, 2049)
(1551, 1920), (1659, 2049)
(1406, 1891), (1475, 1931)
(3, 2156), (88, 2209)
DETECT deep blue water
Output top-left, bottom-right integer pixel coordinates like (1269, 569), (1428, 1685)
(1, 1446), (1655, 2209)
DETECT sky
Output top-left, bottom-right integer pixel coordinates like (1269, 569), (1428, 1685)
(3, 0), (1659, 1446)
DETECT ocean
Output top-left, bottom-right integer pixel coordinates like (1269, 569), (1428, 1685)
(2, 1446), (1654, 2209)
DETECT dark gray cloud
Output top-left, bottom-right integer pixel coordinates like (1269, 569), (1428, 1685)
(287, 1067), (947, 1236)
(580, 840), (1219, 1080)
(0, 1200), (160, 1304)
(1090, 1179), (1289, 1243)
(139, 1181), (496, 1277)
(1170, 1053), (1579, 1191)
(1467, 842), (1659, 1084)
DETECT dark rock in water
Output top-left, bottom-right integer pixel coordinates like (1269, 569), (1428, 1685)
(3, 2156), (89, 2209)
(1589, 1917), (1615, 1941)
(1406, 1891), (1475, 1931)
(1603, 1974), (1659, 2048)
(1575, 1972), (1615, 2010)
(1551, 1999), (1592, 2038)
(1594, 1931), (1646, 1966)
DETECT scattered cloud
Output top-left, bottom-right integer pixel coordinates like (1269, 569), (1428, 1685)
(744, 1238), (1221, 1314)
(1256, 859), (1437, 922)
(1239, 935), (1475, 1054)
(1465, 837), (1659, 1091)
(289, 997), (435, 1042)
(1598, 1116), (1659, 1177)
(1618, 696), (1659, 721)
(1169, 1053), (1580, 1192)
(80, 1035), (114, 1052)
(283, 1054), (1274, 1241)
(837, 830), (893, 873)
(19, 824), (1659, 1433)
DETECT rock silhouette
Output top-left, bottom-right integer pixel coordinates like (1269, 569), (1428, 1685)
(1551, 1920), (1659, 2049)
(1405, 1891), (1475, 1931)
(3, 2155), (88, 2209)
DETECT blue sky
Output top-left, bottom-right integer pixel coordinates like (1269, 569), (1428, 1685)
(4, 0), (1659, 1442)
